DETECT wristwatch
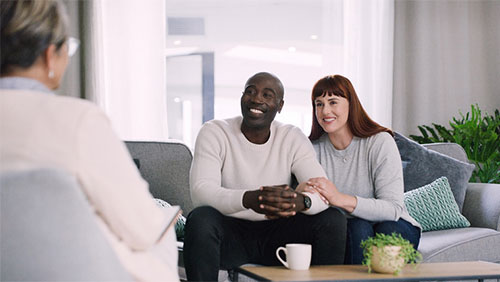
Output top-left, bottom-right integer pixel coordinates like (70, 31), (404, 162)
(303, 194), (312, 211)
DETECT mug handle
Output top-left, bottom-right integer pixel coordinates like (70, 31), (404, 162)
(276, 247), (288, 268)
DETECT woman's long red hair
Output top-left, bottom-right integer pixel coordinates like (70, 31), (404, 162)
(308, 75), (393, 141)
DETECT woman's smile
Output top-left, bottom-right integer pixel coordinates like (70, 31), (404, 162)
(323, 117), (336, 123)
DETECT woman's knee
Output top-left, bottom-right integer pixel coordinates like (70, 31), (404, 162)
(347, 218), (374, 241)
(374, 221), (400, 234)
(374, 219), (421, 247)
(347, 218), (372, 232)
(375, 219), (412, 236)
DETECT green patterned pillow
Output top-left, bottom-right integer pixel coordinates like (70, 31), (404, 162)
(404, 177), (470, 232)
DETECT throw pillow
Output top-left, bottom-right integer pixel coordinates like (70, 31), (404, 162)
(404, 177), (470, 231)
(154, 198), (186, 240)
(394, 132), (475, 211)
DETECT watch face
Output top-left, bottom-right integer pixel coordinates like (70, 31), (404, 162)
(304, 195), (312, 209)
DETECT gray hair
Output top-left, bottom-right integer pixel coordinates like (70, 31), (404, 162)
(1, 0), (69, 75)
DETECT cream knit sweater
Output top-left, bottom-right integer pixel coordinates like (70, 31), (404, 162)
(190, 116), (329, 221)
(0, 78), (179, 281)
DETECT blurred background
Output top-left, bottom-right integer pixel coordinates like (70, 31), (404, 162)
(60, 0), (500, 150)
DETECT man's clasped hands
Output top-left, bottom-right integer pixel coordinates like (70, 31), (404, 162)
(242, 177), (342, 219)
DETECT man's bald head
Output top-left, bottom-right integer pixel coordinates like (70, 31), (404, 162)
(245, 72), (284, 100)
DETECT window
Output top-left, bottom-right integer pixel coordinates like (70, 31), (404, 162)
(165, 0), (394, 149)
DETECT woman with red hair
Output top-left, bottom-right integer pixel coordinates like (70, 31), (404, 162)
(300, 75), (421, 264)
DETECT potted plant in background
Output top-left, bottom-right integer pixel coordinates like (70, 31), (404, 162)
(410, 104), (500, 184)
(361, 233), (421, 275)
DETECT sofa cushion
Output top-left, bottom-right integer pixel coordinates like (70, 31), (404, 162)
(419, 227), (500, 263)
(125, 141), (194, 215)
(155, 198), (186, 240)
(462, 183), (500, 231)
(404, 177), (470, 231)
(394, 132), (475, 211)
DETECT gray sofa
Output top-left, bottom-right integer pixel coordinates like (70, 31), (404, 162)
(413, 143), (500, 263)
(125, 140), (500, 281)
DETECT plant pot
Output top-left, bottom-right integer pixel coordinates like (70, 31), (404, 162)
(370, 245), (405, 274)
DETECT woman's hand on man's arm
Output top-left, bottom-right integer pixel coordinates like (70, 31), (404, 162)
(300, 177), (357, 213)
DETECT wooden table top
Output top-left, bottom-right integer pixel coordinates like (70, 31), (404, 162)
(237, 261), (500, 281)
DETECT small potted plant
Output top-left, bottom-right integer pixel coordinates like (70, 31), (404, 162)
(361, 233), (421, 275)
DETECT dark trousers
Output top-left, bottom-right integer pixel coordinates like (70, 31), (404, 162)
(183, 206), (347, 281)
(345, 217), (421, 265)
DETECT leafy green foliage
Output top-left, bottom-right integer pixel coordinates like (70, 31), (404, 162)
(410, 105), (500, 184)
(361, 233), (421, 275)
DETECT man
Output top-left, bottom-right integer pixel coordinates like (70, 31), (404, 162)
(184, 72), (346, 281)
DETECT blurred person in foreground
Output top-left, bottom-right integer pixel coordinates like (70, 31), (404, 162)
(0, 1), (179, 280)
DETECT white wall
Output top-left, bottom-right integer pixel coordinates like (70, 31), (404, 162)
(393, 0), (500, 136)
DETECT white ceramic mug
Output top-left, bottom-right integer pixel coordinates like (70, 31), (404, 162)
(275, 243), (312, 270)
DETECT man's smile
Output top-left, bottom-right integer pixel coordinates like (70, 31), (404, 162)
(250, 108), (264, 114)
(247, 107), (266, 118)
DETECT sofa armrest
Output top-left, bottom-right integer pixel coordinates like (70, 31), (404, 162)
(462, 182), (500, 231)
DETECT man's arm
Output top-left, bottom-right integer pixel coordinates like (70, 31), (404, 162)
(190, 123), (249, 214)
(289, 128), (330, 215)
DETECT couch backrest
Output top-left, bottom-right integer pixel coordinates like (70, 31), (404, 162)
(125, 141), (194, 215)
(422, 142), (469, 163)
(123, 141), (469, 218)
(0, 168), (131, 281)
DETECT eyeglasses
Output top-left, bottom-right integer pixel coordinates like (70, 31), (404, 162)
(67, 37), (80, 57)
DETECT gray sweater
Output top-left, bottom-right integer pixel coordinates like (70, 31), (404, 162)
(312, 132), (420, 229)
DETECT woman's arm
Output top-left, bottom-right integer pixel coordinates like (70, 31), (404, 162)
(350, 133), (405, 221)
(303, 177), (357, 213)
(303, 133), (405, 221)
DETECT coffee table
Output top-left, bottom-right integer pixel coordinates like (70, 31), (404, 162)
(236, 261), (500, 282)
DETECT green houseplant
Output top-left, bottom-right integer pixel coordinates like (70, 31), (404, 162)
(361, 233), (421, 275)
(410, 104), (500, 184)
